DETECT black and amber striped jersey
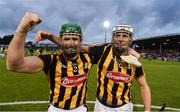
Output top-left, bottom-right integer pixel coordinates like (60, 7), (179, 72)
(90, 44), (145, 107)
(39, 51), (94, 110)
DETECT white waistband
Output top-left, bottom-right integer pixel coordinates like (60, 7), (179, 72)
(48, 104), (87, 112)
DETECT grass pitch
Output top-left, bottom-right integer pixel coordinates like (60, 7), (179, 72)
(0, 58), (180, 111)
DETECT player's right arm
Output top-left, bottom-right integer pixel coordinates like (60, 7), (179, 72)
(35, 32), (93, 53)
(6, 12), (43, 73)
(35, 30), (60, 45)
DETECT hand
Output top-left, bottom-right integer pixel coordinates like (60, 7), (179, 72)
(128, 48), (140, 59)
(35, 30), (52, 43)
(16, 12), (41, 33)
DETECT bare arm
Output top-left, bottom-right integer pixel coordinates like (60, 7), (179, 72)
(136, 75), (151, 111)
(81, 44), (95, 53)
(35, 32), (93, 53)
(35, 30), (60, 45)
(7, 12), (43, 73)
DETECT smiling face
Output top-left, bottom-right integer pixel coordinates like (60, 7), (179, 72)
(60, 34), (82, 59)
(111, 31), (132, 55)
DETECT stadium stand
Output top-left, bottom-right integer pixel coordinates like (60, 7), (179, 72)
(1, 34), (180, 61)
(132, 34), (180, 62)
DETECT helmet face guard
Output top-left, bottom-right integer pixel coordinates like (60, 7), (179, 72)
(112, 25), (133, 55)
(112, 25), (133, 35)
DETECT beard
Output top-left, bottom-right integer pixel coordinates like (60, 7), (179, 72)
(112, 43), (128, 55)
(61, 45), (79, 59)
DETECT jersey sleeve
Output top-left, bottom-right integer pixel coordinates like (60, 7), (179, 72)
(134, 66), (145, 78)
(39, 55), (52, 74)
(89, 45), (105, 64)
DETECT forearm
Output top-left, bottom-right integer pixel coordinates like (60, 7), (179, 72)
(140, 85), (151, 111)
(48, 33), (60, 45)
(81, 44), (94, 53)
(7, 30), (27, 70)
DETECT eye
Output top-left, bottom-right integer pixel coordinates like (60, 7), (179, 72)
(72, 38), (79, 41)
(122, 35), (128, 38)
(64, 38), (70, 41)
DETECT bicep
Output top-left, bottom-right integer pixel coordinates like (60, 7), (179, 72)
(16, 56), (44, 73)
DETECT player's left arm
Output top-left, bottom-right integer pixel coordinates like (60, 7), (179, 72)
(136, 75), (151, 111)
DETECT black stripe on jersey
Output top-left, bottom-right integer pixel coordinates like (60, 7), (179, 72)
(101, 57), (114, 105)
(90, 45), (105, 64)
(120, 83), (129, 105)
(117, 56), (122, 72)
(111, 83), (119, 106)
(49, 55), (57, 103)
(97, 45), (111, 97)
(80, 53), (88, 73)
(64, 87), (77, 109)
(77, 81), (87, 108)
(64, 60), (79, 109)
(126, 63), (131, 76)
(54, 54), (67, 107)
(111, 56), (119, 106)
(39, 55), (51, 74)
(75, 53), (89, 107)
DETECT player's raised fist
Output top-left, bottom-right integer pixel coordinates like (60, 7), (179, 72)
(17, 12), (41, 33)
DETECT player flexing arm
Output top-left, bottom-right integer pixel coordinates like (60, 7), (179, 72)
(7, 12), (43, 73)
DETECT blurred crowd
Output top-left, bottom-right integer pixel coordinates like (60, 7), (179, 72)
(1, 45), (180, 62)
(138, 49), (180, 62)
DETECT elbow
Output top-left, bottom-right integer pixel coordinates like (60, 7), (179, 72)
(6, 56), (23, 72)
(6, 61), (19, 72)
(6, 64), (16, 72)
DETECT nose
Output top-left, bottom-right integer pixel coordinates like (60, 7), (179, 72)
(119, 34), (125, 39)
(66, 39), (76, 46)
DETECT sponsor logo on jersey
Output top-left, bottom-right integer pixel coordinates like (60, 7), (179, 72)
(60, 73), (87, 87)
(106, 71), (131, 83)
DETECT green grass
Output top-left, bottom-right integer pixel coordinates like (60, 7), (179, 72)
(0, 58), (180, 111)
(132, 59), (180, 111)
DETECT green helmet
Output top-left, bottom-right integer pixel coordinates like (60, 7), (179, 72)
(59, 23), (82, 36)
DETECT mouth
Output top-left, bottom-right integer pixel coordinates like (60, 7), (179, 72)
(114, 43), (126, 47)
(65, 46), (77, 51)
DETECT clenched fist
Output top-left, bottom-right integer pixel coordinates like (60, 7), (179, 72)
(16, 12), (41, 33)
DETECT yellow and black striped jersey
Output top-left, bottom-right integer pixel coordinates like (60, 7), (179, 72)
(39, 51), (94, 110)
(90, 44), (145, 107)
